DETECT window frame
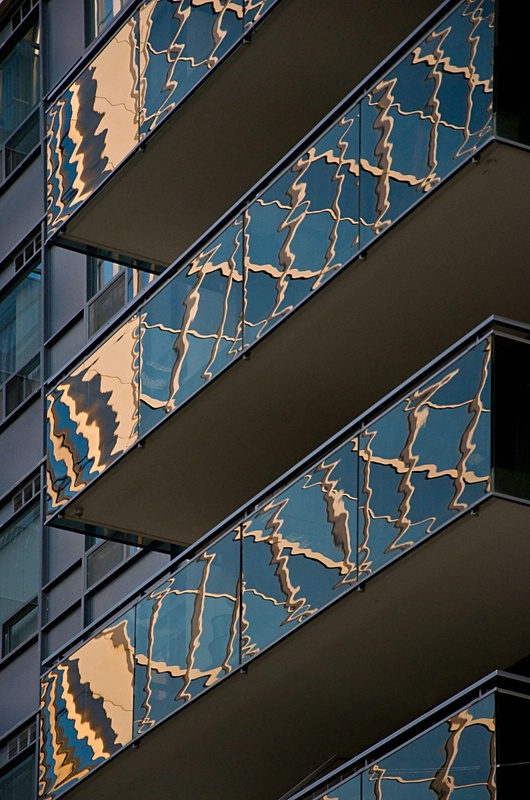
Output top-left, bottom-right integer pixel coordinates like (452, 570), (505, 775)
(0, 11), (41, 187)
(87, 254), (161, 337)
(0, 258), (42, 422)
(0, 740), (37, 800)
(0, 501), (41, 659)
(85, 0), (134, 44)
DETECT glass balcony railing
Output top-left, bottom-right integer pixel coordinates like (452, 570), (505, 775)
(46, 0), (496, 514)
(287, 672), (530, 800)
(46, 0), (281, 236)
(299, 694), (496, 800)
(40, 322), (530, 798)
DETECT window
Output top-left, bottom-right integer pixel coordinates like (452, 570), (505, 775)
(0, 749), (35, 800)
(86, 537), (139, 588)
(88, 0), (131, 40)
(0, 19), (40, 183)
(0, 262), (41, 419)
(88, 257), (161, 336)
(0, 504), (40, 656)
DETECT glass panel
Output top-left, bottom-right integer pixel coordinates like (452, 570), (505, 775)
(357, 339), (491, 579)
(360, 0), (494, 247)
(0, 504), (40, 654)
(4, 108), (40, 177)
(39, 610), (136, 799)
(88, 258), (161, 337)
(134, 530), (240, 734)
(91, 258), (124, 294)
(362, 694), (495, 800)
(241, 438), (358, 659)
(46, 16), (140, 235)
(244, 0), (279, 29)
(4, 602), (38, 653)
(5, 354), (40, 415)
(92, 0), (131, 38)
(0, 751), (36, 800)
(138, 0), (244, 139)
(89, 256), (161, 300)
(0, 21), (40, 147)
(0, 265), (41, 389)
(125, 263), (160, 302)
(86, 539), (126, 586)
(139, 216), (243, 436)
(244, 109), (360, 345)
(88, 271), (126, 336)
(46, 315), (140, 512)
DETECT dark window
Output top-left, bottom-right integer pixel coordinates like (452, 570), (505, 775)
(0, 263), (41, 419)
(0, 750), (35, 800)
(87, 257), (159, 336)
(86, 538), (139, 588)
(0, 504), (40, 656)
(87, 0), (132, 41)
(0, 19), (40, 183)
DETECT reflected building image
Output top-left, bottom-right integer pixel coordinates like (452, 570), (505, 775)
(1, 0), (530, 798)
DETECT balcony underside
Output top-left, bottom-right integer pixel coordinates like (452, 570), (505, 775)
(59, 141), (530, 545)
(53, 0), (441, 265)
(58, 495), (530, 800)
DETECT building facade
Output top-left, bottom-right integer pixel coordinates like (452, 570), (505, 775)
(0, 0), (529, 798)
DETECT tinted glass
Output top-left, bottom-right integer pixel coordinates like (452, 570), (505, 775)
(40, 610), (136, 798)
(0, 504), (40, 654)
(357, 339), (491, 577)
(134, 530), (240, 733)
(0, 265), (41, 389)
(241, 438), (358, 657)
(244, 109), (359, 345)
(0, 22), (40, 146)
(139, 216), (243, 436)
(362, 694), (495, 800)
(47, 315), (140, 512)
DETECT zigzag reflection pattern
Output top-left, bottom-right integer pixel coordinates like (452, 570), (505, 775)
(244, 110), (360, 343)
(47, 0), (245, 234)
(46, 0), (494, 509)
(133, 536), (241, 735)
(138, 0), (244, 137)
(138, 216), (243, 428)
(360, 0), (493, 242)
(244, 0), (278, 28)
(41, 333), (495, 797)
(47, 17), (140, 233)
(47, 317), (140, 509)
(39, 614), (136, 800)
(316, 695), (495, 800)
(357, 339), (491, 576)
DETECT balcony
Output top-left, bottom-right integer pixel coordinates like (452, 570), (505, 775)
(40, 320), (530, 799)
(287, 673), (529, 800)
(45, 0), (443, 265)
(46, 0), (530, 545)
